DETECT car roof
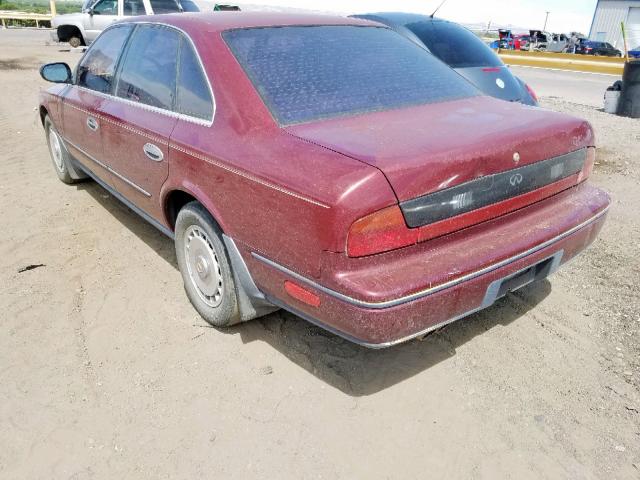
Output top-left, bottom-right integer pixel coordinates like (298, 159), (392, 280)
(118, 11), (377, 33)
(351, 12), (448, 27)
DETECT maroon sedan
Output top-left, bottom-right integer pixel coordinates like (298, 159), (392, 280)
(38, 13), (610, 347)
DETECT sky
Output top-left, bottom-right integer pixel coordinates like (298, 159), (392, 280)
(238, 0), (599, 34)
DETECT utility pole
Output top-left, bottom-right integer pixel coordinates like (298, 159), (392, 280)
(543, 11), (550, 31)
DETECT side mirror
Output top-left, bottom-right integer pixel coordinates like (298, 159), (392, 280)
(40, 62), (73, 84)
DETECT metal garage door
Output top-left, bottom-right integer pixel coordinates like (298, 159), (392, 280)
(628, 7), (640, 50)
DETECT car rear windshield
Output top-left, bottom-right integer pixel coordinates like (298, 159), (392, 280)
(406, 21), (502, 69)
(223, 25), (478, 125)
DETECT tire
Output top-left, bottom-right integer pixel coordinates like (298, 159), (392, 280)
(69, 36), (82, 48)
(44, 115), (77, 184)
(175, 202), (239, 327)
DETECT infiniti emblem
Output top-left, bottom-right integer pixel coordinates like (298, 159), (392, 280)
(510, 173), (524, 186)
(513, 152), (521, 164)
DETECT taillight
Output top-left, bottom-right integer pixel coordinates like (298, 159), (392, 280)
(525, 83), (538, 102)
(347, 148), (595, 258)
(346, 205), (418, 257)
(578, 147), (595, 183)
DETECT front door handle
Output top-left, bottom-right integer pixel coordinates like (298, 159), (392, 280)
(86, 116), (99, 131)
(143, 143), (164, 162)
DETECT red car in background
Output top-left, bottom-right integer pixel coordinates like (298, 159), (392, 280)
(38, 13), (610, 347)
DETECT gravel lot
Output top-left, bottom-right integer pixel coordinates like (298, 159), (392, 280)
(1, 29), (639, 479)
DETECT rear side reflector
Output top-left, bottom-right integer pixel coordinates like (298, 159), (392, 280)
(284, 281), (321, 307)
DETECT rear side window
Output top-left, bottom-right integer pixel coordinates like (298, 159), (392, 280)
(176, 39), (213, 120)
(77, 25), (132, 93)
(149, 0), (181, 13)
(116, 25), (180, 110)
(123, 0), (145, 15)
(406, 21), (502, 69)
(224, 26), (478, 125)
(179, 0), (200, 12)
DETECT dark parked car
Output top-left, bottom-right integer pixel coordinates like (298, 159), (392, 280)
(352, 13), (538, 106)
(628, 45), (640, 58)
(39, 13), (609, 347)
(576, 40), (622, 57)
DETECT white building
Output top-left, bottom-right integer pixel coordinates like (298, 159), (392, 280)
(589, 0), (640, 49)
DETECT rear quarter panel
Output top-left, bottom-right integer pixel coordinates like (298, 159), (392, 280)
(163, 30), (397, 278)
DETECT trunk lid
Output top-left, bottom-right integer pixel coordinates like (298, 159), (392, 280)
(455, 66), (523, 103)
(286, 95), (593, 203)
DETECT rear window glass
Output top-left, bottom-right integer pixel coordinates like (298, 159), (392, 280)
(149, 0), (181, 13)
(223, 26), (478, 125)
(406, 21), (502, 69)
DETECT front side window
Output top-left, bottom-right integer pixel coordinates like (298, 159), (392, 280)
(224, 26), (478, 125)
(406, 21), (502, 69)
(91, 0), (118, 15)
(123, 0), (145, 15)
(176, 39), (213, 120)
(149, 0), (181, 14)
(116, 25), (180, 110)
(77, 25), (132, 93)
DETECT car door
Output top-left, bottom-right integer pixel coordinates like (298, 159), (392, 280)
(98, 24), (180, 220)
(62, 23), (133, 184)
(84, 0), (121, 42)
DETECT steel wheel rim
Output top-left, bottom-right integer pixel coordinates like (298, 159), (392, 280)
(184, 225), (223, 308)
(49, 128), (64, 172)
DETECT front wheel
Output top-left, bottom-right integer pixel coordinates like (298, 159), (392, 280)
(175, 202), (239, 327)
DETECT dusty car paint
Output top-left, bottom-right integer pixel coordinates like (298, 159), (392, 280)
(39, 12), (610, 347)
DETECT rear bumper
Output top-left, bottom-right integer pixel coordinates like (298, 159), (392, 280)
(245, 183), (610, 347)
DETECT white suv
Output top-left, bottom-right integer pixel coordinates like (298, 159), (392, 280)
(51, 0), (199, 47)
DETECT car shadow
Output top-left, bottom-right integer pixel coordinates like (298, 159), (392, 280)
(233, 281), (551, 396)
(77, 180), (552, 397)
(78, 182), (178, 269)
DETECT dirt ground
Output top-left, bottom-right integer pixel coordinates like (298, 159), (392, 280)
(1, 29), (639, 479)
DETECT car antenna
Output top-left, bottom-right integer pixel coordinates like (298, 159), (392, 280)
(430, 0), (448, 18)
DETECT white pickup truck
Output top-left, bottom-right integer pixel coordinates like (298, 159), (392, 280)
(51, 0), (199, 47)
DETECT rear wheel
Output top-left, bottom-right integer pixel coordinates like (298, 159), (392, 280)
(44, 115), (77, 184)
(69, 36), (82, 48)
(175, 202), (239, 327)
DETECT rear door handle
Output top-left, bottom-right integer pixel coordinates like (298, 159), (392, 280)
(86, 116), (99, 131)
(143, 143), (164, 162)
